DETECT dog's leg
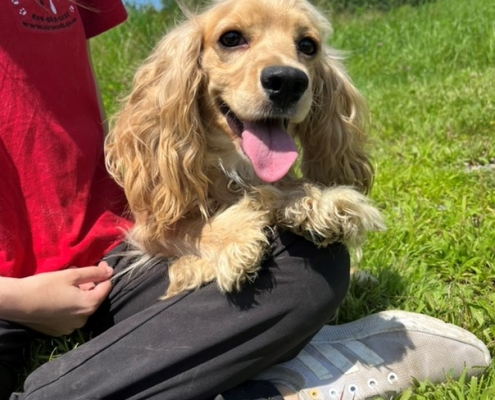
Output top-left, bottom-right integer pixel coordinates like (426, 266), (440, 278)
(164, 196), (272, 298)
(164, 256), (218, 299)
(276, 184), (385, 248)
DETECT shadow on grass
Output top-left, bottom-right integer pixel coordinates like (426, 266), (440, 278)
(333, 265), (409, 325)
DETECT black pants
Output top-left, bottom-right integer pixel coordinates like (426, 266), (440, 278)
(1, 231), (349, 400)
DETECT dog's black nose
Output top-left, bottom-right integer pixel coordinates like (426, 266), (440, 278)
(261, 66), (309, 109)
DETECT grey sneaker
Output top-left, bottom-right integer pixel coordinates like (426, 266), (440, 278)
(256, 310), (491, 400)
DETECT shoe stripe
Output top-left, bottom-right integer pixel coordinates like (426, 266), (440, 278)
(297, 349), (333, 380)
(343, 340), (384, 366)
(312, 343), (359, 374)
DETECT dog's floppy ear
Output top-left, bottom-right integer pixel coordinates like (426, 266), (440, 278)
(106, 18), (208, 237)
(294, 49), (373, 193)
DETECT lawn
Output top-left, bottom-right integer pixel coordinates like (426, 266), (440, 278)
(326, 0), (495, 397)
(25, 0), (495, 398)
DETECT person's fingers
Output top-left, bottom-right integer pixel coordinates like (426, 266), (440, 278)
(66, 265), (96, 290)
(97, 261), (110, 269)
(86, 278), (112, 306)
(78, 281), (97, 291)
(68, 263), (113, 285)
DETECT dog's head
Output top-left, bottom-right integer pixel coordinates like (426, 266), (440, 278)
(106, 0), (373, 230)
(200, 0), (328, 183)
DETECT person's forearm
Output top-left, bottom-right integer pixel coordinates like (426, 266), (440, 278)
(0, 276), (26, 322)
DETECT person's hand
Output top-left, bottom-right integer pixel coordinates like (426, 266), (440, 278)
(6, 262), (113, 336)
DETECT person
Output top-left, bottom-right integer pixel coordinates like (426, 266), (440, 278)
(0, 1), (490, 400)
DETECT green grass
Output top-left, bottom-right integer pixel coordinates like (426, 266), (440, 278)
(22, 0), (495, 397)
(327, 0), (495, 397)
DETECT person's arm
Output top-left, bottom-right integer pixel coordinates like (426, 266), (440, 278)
(0, 263), (113, 336)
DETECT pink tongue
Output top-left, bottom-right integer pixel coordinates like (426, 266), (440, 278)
(241, 120), (298, 183)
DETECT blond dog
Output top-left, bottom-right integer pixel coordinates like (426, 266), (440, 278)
(106, 0), (385, 298)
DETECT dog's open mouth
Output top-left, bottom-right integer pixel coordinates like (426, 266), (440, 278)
(220, 103), (298, 183)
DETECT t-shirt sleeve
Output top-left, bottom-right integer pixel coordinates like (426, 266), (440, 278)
(77, 0), (128, 39)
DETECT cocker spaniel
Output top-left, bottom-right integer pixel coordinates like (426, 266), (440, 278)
(105, 0), (385, 298)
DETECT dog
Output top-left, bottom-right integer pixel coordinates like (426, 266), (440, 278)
(105, 0), (385, 298)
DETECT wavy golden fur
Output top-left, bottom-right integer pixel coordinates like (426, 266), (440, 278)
(106, 0), (385, 298)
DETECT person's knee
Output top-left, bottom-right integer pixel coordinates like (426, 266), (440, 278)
(269, 231), (351, 330)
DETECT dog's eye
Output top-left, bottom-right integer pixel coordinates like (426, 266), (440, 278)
(298, 37), (318, 56)
(219, 31), (246, 47)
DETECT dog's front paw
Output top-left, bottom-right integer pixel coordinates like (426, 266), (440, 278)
(280, 186), (385, 248)
(323, 187), (385, 247)
(197, 198), (272, 293)
(164, 256), (217, 299)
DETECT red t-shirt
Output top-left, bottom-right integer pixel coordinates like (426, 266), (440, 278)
(0, 0), (131, 278)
